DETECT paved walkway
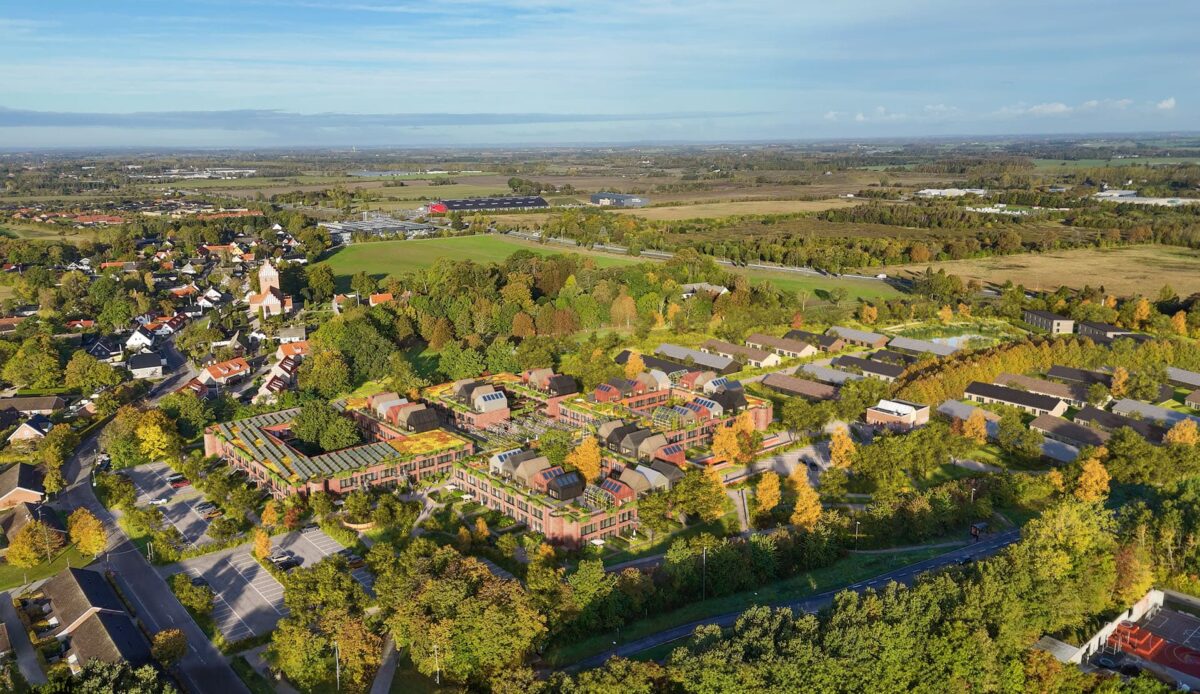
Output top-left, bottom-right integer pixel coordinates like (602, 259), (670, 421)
(0, 591), (46, 685)
(370, 639), (398, 694)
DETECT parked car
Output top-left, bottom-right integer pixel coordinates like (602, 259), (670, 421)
(190, 575), (209, 588)
(338, 549), (365, 568)
(149, 497), (170, 506)
(168, 475), (191, 488)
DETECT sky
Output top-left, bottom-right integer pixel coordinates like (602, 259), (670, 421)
(1, 0), (1196, 148)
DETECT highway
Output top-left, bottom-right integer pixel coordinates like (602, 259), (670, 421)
(570, 528), (1020, 672)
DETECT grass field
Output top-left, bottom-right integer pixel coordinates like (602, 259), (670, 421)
(1032, 157), (1200, 170)
(0, 223), (104, 244)
(876, 245), (1200, 296)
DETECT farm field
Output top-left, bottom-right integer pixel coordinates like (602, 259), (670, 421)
(1032, 157), (1200, 170)
(611, 198), (861, 220)
(0, 223), (103, 244)
(875, 245), (1200, 296)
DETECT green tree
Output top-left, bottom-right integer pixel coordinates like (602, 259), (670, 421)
(151, 628), (187, 667)
(299, 347), (351, 398)
(269, 617), (331, 690)
(64, 351), (122, 393)
(170, 572), (214, 617)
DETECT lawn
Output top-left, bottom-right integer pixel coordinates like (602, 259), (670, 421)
(319, 235), (639, 286)
(602, 511), (740, 565)
(545, 544), (952, 667)
(0, 545), (91, 591)
(875, 245), (1200, 297)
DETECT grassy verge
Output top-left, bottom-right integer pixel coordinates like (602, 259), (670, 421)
(0, 546), (90, 591)
(389, 650), (450, 693)
(231, 656), (275, 694)
(545, 545), (950, 667)
(602, 511), (739, 565)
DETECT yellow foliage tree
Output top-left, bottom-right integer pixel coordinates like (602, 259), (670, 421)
(1046, 469), (1065, 492)
(1103, 295), (1117, 309)
(623, 352), (645, 379)
(261, 500), (281, 529)
(962, 409), (989, 445)
(68, 508), (106, 557)
(8, 520), (64, 568)
(1132, 297), (1152, 327)
(1172, 310), (1189, 336)
(957, 302), (972, 318)
(756, 472), (781, 513)
(711, 424), (742, 464)
(937, 305), (954, 325)
(857, 304), (878, 325)
(1074, 455), (1110, 502)
(829, 428), (856, 469)
(253, 528), (271, 560)
(137, 409), (180, 462)
(565, 436), (603, 481)
(1165, 419), (1200, 446)
(789, 472), (822, 531)
(474, 516), (490, 542)
(1110, 367), (1129, 398)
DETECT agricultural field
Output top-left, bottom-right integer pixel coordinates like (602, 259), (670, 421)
(1032, 157), (1200, 170)
(875, 245), (1200, 296)
(611, 198), (861, 220)
(0, 223), (103, 244)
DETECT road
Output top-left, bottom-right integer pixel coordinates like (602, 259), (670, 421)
(52, 372), (248, 692)
(571, 529), (1020, 671)
(0, 590), (46, 685)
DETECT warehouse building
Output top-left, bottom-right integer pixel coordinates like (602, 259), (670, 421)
(429, 196), (548, 213)
(590, 192), (648, 208)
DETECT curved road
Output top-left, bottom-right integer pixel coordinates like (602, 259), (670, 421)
(53, 382), (248, 692)
(570, 529), (1020, 672)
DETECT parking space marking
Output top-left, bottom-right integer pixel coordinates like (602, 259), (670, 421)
(223, 553), (288, 617)
(209, 593), (254, 642)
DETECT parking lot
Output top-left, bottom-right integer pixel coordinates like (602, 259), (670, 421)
(126, 462), (214, 546)
(169, 526), (376, 642)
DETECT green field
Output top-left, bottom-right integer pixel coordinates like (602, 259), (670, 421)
(1032, 157), (1200, 170)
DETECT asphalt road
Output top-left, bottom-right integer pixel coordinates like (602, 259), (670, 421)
(55, 393), (248, 692)
(571, 528), (1021, 671)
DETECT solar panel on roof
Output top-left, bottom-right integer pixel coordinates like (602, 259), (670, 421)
(481, 391), (506, 402)
(661, 444), (684, 455)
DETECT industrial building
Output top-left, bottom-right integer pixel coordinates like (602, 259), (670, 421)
(590, 192), (648, 208)
(429, 196), (548, 213)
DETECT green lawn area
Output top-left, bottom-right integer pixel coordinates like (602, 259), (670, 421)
(546, 544), (952, 667)
(916, 463), (981, 489)
(320, 235), (640, 287)
(602, 511), (740, 565)
(743, 269), (901, 302)
(0, 545), (91, 591)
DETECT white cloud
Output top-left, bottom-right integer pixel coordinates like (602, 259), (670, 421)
(854, 112), (866, 122)
(1027, 102), (1071, 115)
(1157, 96), (1176, 110)
(823, 111), (840, 121)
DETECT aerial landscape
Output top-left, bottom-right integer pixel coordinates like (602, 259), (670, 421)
(1, 1), (1200, 693)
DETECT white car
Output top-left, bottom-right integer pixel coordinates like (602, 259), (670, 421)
(149, 497), (170, 506)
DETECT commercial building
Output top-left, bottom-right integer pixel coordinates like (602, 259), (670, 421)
(1023, 310), (1075, 335)
(318, 214), (437, 244)
(590, 192), (648, 208)
(963, 381), (1068, 417)
(429, 196), (548, 213)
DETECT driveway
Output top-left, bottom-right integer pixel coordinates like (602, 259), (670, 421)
(126, 462), (214, 546)
(0, 591), (46, 685)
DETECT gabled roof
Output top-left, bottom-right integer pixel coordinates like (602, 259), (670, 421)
(827, 326), (888, 345)
(127, 352), (163, 370)
(0, 463), (43, 500)
(43, 568), (125, 630)
(67, 611), (152, 667)
(964, 381), (1063, 411)
(655, 344), (736, 371)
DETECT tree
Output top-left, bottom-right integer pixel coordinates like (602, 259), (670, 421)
(299, 347), (352, 398)
(254, 528), (272, 560)
(789, 472), (822, 531)
(610, 294), (638, 329)
(1172, 310), (1189, 336)
(64, 351), (122, 393)
(711, 424), (742, 465)
(1132, 297), (1152, 327)
(623, 352), (645, 379)
(756, 472), (781, 514)
(2, 335), (61, 388)
(270, 617), (331, 690)
(857, 303), (878, 325)
(343, 490), (373, 524)
(261, 499), (282, 529)
(1165, 419), (1200, 446)
(68, 508), (107, 556)
(387, 352), (430, 397)
(305, 263), (336, 303)
(322, 610), (382, 690)
(7, 519), (64, 567)
(962, 409), (989, 445)
(937, 304), (953, 325)
(95, 471), (137, 510)
(170, 573), (213, 616)
(1110, 366), (1129, 398)
(829, 428), (856, 469)
(151, 628), (187, 667)
(137, 409), (181, 462)
(1075, 454), (1110, 502)
(673, 467), (727, 522)
(565, 436), (603, 482)
(42, 659), (173, 693)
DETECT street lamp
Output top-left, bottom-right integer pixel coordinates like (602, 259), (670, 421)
(855, 521), (860, 550)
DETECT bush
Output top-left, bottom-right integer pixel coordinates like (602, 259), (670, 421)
(318, 519), (361, 549)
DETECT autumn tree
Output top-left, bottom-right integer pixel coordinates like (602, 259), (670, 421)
(711, 424), (742, 465)
(1110, 366), (1129, 398)
(1165, 419), (1200, 446)
(962, 409), (989, 445)
(623, 351), (645, 379)
(857, 303), (878, 325)
(8, 519), (64, 567)
(789, 471), (822, 531)
(937, 305), (953, 325)
(565, 436), (603, 482)
(674, 467), (727, 522)
(1074, 454), (1110, 502)
(137, 409), (181, 462)
(1131, 297), (1151, 327)
(829, 428), (856, 469)
(260, 500), (282, 529)
(755, 472), (781, 514)
(1172, 310), (1189, 336)
(610, 294), (638, 329)
(254, 528), (272, 561)
(68, 508), (107, 556)
(152, 629), (187, 667)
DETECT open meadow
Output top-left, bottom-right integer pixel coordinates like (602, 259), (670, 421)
(875, 245), (1200, 296)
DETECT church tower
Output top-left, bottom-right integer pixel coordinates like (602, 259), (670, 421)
(259, 260), (280, 293)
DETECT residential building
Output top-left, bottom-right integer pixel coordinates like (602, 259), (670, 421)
(760, 373), (838, 401)
(936, 400), (1001, 439)
(826, 326), (889, 349)
(744, 333), (820, 359)
(205, 408), (474, 497)
(124, 325), (156, 351)
(865, 399), (931, 432)
(1046, 365), (1113, 388)
(127, 351), (165, 380)
(278, 326), (306, 344)
(0, 464), (44, 509)
(886, 336), (957, 358)
(1030, 415), (1111, 449)
(201, 357), (252, 386)
(7, 414), (53, 444)
(424, 378), (512, 430)
(1167, 367), (1200, 391)
(832, 355), (905, 382)
(430, 196), (548, 212)
(655, 344), (740, 374)
(1077, 321), (1141, 343)
(1187, 390), (1200, 408)
(801, 364), (863, 386)
(39, 568), (151, 672)
(700, 339), (780, 368)
(85, 337), (124, 364)
(994, 372), (1090, 408)
(963, 382), (1068, 417)
(784, 329), (845, 352)
(1111, 399), (1200, 429)
(679, 282), (729, 299)
(1023, 310), (1075, 335)
(1073, 406), (1166, 444)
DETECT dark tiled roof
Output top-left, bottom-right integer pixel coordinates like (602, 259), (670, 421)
(833, 355), (905, 379)
(761, 373), (838, 400)
(0, 463), (43, 500)
(1046, 365), (1112, 387)
(964, 382), (1064, 411)
(1030, 414), (1111, 448)
(1073, 406), (1166, 444)
(43, 568), (125, 630)
(68, 611), (152, 667)
(0, 396), (67, 413)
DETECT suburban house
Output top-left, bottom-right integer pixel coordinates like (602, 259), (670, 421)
(275, 340), (310, 361)
(994, 372), (1090, 408)
(1073, 406), (1166, 444)
(937, 400), (1002, 438)
(1046, 365), (1113, 387)
(1, 502), (64, 546)
(826, 326), (889, 349)
(85, 337), (124, 364)
(38, 568), (152, 672)
(127, 351), (165, 380)
(1030, 414), (1111, 449)
(0, 460), (45, 512)
(278, 326), (306, 344)
(1167, 367), (1200, 391)
(1111, 399), (1200, 429)
(124, 325), (156, 351)
(886, 336), (957, 358)
(801, 364), (863, 386)
(963, 381), (1069, 417)
(7, 413), (53, 444)
(0, 396), (66, 417)
(831, 355), (905, 382)
(1077, 321), (1143, 343)
(744, 333), (820, 359)
(760, 373), (839, 401)
(1023, 309), (1075, 335)
(679, 282), (728, 299)
(1186, 390), (1200, 408)
(865, 399), (931, 432)
(700, 339), (780, 368)
(200, 357), (252, 386)
(655, 344), (739, 374)
(784, 329), (845, 352)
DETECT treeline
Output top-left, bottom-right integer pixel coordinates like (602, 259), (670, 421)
(507, 177), (576, 195)
(817, 201), (1026, 229)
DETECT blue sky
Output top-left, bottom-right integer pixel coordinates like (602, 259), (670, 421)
(1, 0), (1195, 147)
